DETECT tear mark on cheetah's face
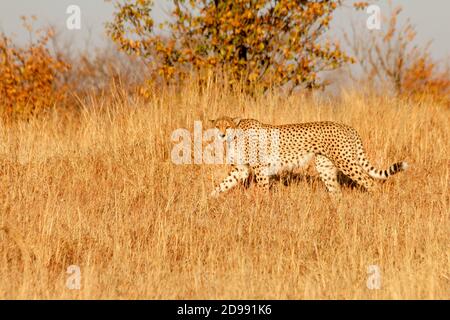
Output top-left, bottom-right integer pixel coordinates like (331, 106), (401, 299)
(209, 117), (241, 142)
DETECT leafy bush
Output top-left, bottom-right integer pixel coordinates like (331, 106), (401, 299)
(0, 18), (69, 120)
(345, 4), (449, 104)
(107, 0), (352, 92)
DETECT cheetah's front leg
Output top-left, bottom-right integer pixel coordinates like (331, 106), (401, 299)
(211, 165), (250, 197)
(253, 165), (271, 191)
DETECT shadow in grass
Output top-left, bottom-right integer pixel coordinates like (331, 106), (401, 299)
(282, 171), (365, 191)
(242, 170), (366, 192)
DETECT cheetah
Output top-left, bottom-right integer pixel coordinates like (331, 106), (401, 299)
(209, 116), (408, 198)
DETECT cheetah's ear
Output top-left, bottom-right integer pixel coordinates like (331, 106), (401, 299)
(232, 117), (242, 126)
(208, 119), (216, 125)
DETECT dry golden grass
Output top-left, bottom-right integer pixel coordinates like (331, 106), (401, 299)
(0, 83), (448, 299)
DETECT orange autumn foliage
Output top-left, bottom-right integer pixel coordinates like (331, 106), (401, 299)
(107, 0), (352, 92)
(402, 54), (450, 105)
(345, 3), (449, 105)
(0, 18), (70, 120)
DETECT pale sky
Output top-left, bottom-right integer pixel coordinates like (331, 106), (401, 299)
(0, 0), (448, 61)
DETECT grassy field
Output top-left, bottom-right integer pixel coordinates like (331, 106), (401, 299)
(0, 83), (448, 299)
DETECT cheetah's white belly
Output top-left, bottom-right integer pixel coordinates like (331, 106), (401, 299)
(266, 152), (314, 176)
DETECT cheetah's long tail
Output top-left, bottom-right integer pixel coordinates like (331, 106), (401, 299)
(356, 143), (408, 180)
(364, 161), (409, 180)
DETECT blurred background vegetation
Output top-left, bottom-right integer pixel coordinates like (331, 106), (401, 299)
(0, 0), (448, 121)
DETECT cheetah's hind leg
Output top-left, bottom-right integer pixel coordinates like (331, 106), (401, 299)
(315, 155), (341, 198)
(336, 158), (375, 193)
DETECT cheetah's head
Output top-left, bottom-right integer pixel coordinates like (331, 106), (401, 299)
(209, 117), (242, 142)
